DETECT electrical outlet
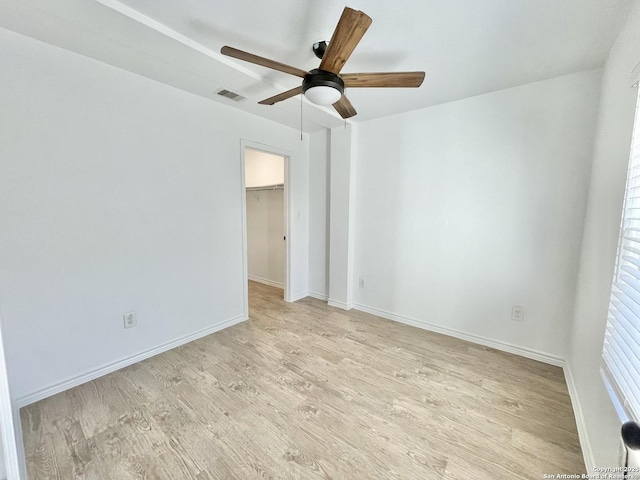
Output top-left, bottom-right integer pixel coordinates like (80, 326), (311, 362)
(359, 277), (365, 288)
(511, 306), (524, 322)
(123, 312), (137, 329)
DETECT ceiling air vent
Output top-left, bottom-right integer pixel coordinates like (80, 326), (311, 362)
(216, 89), (245, 102)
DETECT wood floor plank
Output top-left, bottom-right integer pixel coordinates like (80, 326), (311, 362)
(21, 281), (585, 479)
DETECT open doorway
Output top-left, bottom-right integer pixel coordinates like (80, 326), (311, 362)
(242, 146), (288, 301)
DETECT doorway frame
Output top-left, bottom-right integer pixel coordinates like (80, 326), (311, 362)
(240, 139), (293, 313)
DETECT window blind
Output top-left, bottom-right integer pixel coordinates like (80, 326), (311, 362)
(603, 87), (640, 421)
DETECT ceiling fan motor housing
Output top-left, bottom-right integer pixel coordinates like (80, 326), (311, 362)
(302, 69), (345, 96)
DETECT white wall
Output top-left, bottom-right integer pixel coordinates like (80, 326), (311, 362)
(0, 26), (310, 407)
(308, 130), (330, 299)
(246, 190), (285, 288)
(568, 2), (640, 470)
(352, 69), (602, 360)
(245, 149), (284, 188)
(329, 125), (357, 309)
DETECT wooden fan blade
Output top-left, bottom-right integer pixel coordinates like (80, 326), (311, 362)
(258, 86), (303, 105)
(221, 46), (308, 78)
(333, 95), (357, 119)
(319, 8), (372, 74)
(342, 72), (426, 88)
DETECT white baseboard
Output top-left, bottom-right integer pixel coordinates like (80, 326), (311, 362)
(14, 313), (248, 408)
(287, 291), (328, 303)
(248, 275), (284, 290)
(308, 291), (329, 301)
(289, 291), (309, 302)
(563, 364), (596, 472)
(328, 299), (353, 310)
(352, 302), (565, 367)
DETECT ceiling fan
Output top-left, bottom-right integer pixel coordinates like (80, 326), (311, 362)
(220, 7), (425, 119)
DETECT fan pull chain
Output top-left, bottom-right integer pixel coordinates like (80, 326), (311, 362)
(300, 94), (303, 141)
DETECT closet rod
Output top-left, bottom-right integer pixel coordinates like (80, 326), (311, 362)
(246, 184), (284, 192)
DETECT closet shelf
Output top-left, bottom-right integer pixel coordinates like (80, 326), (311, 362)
(246, 184), (284, 192)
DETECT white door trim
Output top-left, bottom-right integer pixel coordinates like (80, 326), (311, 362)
(0, 308), (24, 479)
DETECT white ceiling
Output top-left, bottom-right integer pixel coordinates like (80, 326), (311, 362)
(0, 0), (634, 132)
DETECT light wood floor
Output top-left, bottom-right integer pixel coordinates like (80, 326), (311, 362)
(21, 281), (584, 479)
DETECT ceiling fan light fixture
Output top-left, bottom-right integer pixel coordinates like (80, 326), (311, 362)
(302, 69), (344, 106)
(304, 85), (342, 105)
